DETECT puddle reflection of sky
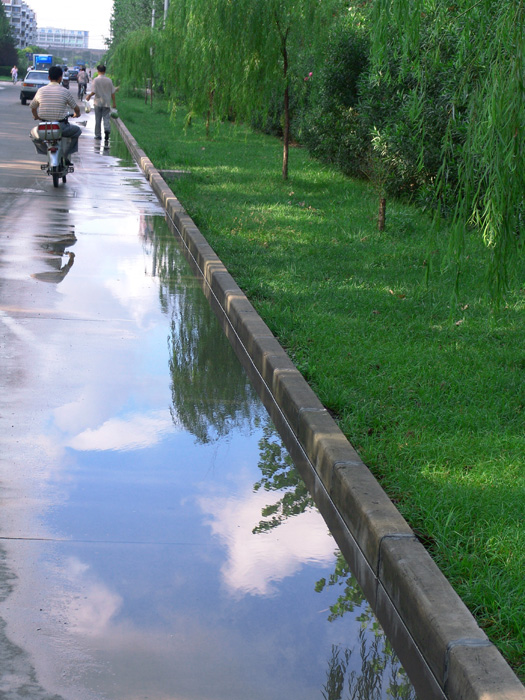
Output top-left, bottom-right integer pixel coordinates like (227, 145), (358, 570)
(20, 206), (347, 699)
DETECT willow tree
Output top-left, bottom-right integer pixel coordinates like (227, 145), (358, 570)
(110, 0), (165, 47)
(158, 0), (231, 134)
(109, 27), (158, 95)
(368, 0), (524, 295)
(162, 0), (344, 179)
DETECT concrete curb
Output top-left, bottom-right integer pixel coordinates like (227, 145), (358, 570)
(114, 117), (525, 700)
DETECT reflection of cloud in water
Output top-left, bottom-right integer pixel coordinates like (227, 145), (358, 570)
(57, 557), (123, 637)
(68, 410), (179, 451)
(105, 255), (159, 329)
(41, 558), (276, 700)
(54, 392), (114, 435)
(199, 489), (334, 597)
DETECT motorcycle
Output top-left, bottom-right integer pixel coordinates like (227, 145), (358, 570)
(34, 121), (74, 188)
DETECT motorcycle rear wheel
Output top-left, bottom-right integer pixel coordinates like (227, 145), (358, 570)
(52, 173), (59, 187)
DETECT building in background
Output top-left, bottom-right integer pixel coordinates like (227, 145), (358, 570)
(1, 0), (37, 48)
(37, 27), (89, 51)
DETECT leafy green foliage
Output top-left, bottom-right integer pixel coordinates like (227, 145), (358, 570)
(0, 2), (17, 67)
(298, 15), (370, 179)
(110, 27), (158, 89)
(366, 0), (525, 294)
(110, 0), (346, 177)
(109, 0), (524, 289)
(110, 0), (165, 47)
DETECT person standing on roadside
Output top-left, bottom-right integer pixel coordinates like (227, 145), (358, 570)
(11, 65), (18, 84)
(85, 65), (117, 144)
(77, 66), (89, 99)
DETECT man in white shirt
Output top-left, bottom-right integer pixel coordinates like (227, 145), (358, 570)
(86, 65), (117, 144)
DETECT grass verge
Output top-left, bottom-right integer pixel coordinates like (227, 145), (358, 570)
(117, 93), (525, 680)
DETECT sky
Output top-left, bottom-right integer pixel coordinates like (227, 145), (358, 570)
(28, 0), (113, 50)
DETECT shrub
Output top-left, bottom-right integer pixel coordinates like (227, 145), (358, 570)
(297, 19), (370, 178)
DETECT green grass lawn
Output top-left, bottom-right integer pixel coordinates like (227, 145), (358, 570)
(117, 93), (525, 680)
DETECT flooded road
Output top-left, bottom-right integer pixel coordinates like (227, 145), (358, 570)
(0, 82), (416, 699)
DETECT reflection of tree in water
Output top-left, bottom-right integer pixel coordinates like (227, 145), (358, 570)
(168, 300), (260, 443)
(322, 635), (415, 700)
(318, 553), (416, 699)
(253, 420), (416, 699)
(252, 420), (313, 533)
(139, 216), (187, 317)
(142, 216), (262, 444)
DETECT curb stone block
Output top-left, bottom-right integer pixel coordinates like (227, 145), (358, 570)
(222, 292), (257, 321)
(191, 241), (220, 270)
(238, 334), (297, 385)
(330, 463), (413, 569)
(229, 312), (274, 351)
(271, 368), (326, 435)
(446, 644), (525, 700)
(209, 269), (239, 301)
(296, 408), (353, 490)
(379, 536), (489, 685)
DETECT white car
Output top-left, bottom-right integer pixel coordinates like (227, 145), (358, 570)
(20, 70), (49, 105)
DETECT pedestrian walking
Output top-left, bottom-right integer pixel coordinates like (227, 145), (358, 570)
(85, 65), (117, 145)
(11, 65), (18, 84)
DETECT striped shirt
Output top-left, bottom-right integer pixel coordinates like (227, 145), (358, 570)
(30, 82), (78, 120)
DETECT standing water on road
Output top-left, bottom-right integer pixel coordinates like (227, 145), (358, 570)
(0, 117), (416, 699)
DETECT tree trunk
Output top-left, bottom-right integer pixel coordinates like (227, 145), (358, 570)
(282, 83), (289, 181)
(206, 89), (214, 138)
(281, 35), (289, 181)
(145, 78), (153, 105)
(378, 197), (386, 231)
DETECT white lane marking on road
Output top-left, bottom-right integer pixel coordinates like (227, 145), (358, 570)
(0, 187), (46, 194)
(0, 309), (35, 343)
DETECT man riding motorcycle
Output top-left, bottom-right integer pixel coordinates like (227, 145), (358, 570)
(30, 65), (81, 165)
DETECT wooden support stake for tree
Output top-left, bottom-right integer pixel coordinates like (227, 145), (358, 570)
(145, 78), (153, 105)
(378, 197), (386, 231)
